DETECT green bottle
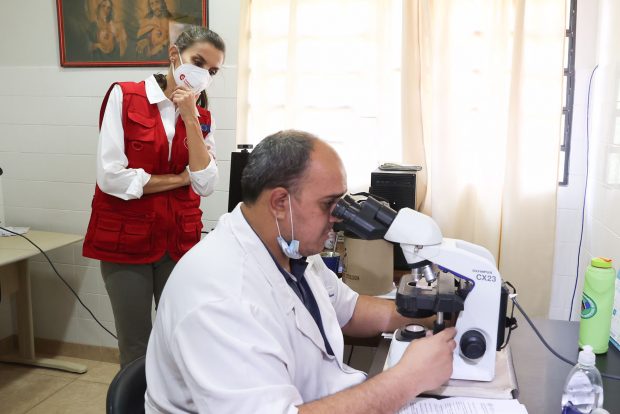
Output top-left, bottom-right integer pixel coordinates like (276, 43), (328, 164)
(579, 257), (616, 354)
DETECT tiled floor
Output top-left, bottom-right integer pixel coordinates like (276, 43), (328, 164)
(0, 355), (119, 414)
(0, 348), (372, 413)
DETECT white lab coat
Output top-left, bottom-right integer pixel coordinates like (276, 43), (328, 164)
(145, 205), (367, 414)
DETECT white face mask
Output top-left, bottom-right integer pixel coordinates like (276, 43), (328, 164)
(275, 194), (303, 260)
(171, 46), (213, 94)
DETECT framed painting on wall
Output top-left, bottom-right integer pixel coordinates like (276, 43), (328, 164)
(56, 0), (208, 67)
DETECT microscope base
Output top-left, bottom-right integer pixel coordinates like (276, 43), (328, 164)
(385, 334), (496, 382)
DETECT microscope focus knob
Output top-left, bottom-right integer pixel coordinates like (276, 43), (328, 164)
(459, 330), (486, 360)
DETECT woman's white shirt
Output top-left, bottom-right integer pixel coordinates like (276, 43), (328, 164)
(96, 75), (218, 200)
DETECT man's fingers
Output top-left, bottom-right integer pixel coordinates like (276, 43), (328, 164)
(448, 339), (457, 351)
(438, 327), (457, 340)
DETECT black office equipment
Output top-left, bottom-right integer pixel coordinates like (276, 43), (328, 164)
(228, 145), (253, 212)
(369, 169), (417, 270)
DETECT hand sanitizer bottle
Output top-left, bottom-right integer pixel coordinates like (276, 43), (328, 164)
(561, 345), (604, 413)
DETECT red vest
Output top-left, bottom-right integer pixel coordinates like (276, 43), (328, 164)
(83, 81), (212, 264)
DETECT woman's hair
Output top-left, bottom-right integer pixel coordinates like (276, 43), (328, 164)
(174, 26), (226, 57)
(155, 27), (226, 109)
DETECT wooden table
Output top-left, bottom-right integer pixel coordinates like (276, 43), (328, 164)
(0, 230), (86, 373)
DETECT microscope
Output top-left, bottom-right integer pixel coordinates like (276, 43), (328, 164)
(332, 195), (508, 381)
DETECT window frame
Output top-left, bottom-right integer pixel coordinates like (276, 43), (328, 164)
(559, 0), (577, 186)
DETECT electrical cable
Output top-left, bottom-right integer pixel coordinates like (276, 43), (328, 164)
(347, 345), (355, 365)
(0, 226), (117, 340)
(499, 281), (518, 350)
(568, 64), (598, 320)
(510, 294), (620, 381)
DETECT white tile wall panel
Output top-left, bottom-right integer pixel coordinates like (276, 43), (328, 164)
(214, 129), (237, 161)
(97, 320), (119, 349)
(200, 190), (229, 221)
(0, 152), (21, 180)
(73, 243), (99, 267)
(548, 307), (565, 320)
(73, 265), (106, 296)
(557, 173), (586, 210)
(568, 105), (587, 175)
(554, 242), (580, 275)
(30, 262), (79, 322)
(4, 207), (90, 235)
(2, 124), (99, 156)
(30, 244), (75, 265)
(209, 98), (237, 130)
(215, 160), (231, 192)
(207, 66), (238, 98)
(588, 217), (618, 260)
(0, 131), (21, 152)
(2, 179), (92, 211)
(0, 4), (58, 66)
(76, 293), (101, 321)
(591, 184), (620, 234)
(574, 0), (600, 69)
(98, 295), (115, 323)
(78, 318), (116, 347)
(0, 96), (100, 127)
(209, 0), (242, 65)
(0, 67), (156, 97)
(0, 153), (96, 183)
(556, 208), (583, 243)
(572, 71), (597, 116)
(549, 274), (579, 315)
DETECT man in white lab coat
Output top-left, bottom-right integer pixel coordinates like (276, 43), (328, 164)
(145, 130), (457, 413)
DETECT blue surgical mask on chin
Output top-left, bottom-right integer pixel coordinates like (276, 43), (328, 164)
(275, 194), (303, 260)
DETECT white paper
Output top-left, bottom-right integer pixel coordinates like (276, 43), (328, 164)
(0, 226), (29, 237)
(398, 397), (528, 414)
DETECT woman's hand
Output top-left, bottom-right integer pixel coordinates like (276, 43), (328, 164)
(171, 86), (198, 121)
(178, 168), (190, 186)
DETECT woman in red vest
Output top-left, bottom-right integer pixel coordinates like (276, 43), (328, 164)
(83, 26), (225, 367)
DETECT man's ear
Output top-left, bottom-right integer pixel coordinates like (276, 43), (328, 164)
(268, 188), (289, 220)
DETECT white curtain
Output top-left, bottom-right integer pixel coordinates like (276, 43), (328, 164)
(403, 0), (566, 316)
(237, 0), (403, 192)
(238, 0), (566, 316)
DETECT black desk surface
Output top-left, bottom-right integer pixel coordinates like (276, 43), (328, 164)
(368, 319), (620, 413)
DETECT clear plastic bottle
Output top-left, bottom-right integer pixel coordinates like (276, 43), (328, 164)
(561, 345), (604, 413)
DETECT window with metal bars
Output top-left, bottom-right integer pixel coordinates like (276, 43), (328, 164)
(559, 0), (576, 186)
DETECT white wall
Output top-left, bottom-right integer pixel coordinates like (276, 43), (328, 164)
(549, 0), (620, 321)
(0, 0), (240, 347)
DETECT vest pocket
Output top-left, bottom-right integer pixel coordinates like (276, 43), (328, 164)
(176, 209), (203, 252)
(121, 218), (155, 254)
(93, 211), (155, 255)
(92, 214), (122, 252)
(125, 111), (156, 170)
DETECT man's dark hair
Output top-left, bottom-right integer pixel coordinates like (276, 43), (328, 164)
(241, 130), (318, 204)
